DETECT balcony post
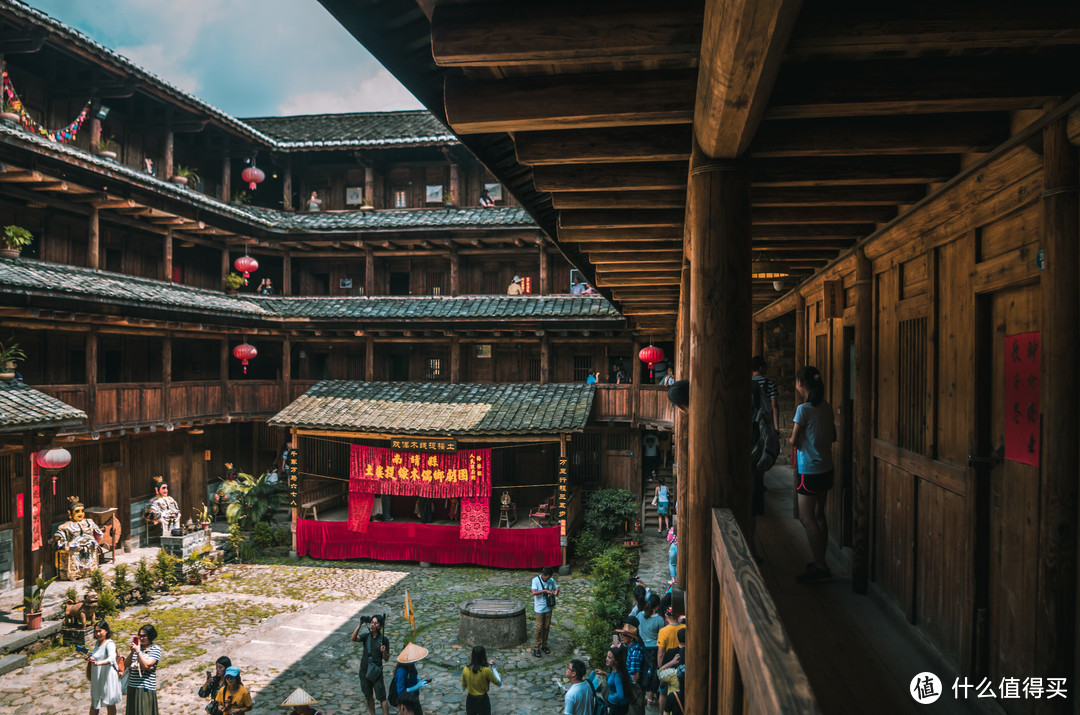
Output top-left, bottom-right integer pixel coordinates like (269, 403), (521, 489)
(86, 333), (98, 431)
(163, 228), (173, 283)
(675, 257), (690, 587)
(365, 336), (375, 381)
(162, 336), (171, 424)
(852, 250), (873, 594)
(87, 206), (99, 270)
(220, 338), (231, 419)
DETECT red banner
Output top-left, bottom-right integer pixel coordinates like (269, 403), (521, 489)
(349, 445), (491, 498)
(1004, 331), (1040, 466)
(31, 459), (41, 550)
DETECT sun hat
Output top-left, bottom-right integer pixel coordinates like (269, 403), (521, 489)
(224, 666), (240, 678)
(614, 623), (641, 640)
(512, 275), (522, 283)
(396, 643), (430, 664)
(281, 687), (318, 707)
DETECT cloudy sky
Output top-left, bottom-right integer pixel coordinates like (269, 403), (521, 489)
(25, 0), (424, 117)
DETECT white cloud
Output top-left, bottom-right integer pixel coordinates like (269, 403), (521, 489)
(113, 43), (202, 95)
(275, 68), (425, 115)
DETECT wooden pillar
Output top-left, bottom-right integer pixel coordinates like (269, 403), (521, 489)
(450, 337), (461, 383)
(283, 336), (292, 398)
(685, 150), (751, 715)
(331, 172), (345, 211)
(630, 338), (642, 483)
(449, 246), (460, 296)
(221, 248), (230, 290)
(1039, 116), (1079, 684)
(365, 336), (375, 381)
(87, 206), (99, 270)
(752, 320), (764, 358)
(220, 154), (231, 203)
(163, 129), (174, 181)
(162, 336), (172, 424)
(89, 115), (101, 154)
(852, 250), (873, 594)
(675, 258), (691, 587)
(540, 334), (550, 384)
(449, 163), (461, 205)
(283, 158), (293, 210)
(364, 166), (375, 208)
(282, 251), (292, 296)
(365, 245), (376, 296)
(539, 244), (548, 295)
(163, 229), (173, 283)
(86, 333), (97, 431)
(290, 426), (299, 555)
(220, 339), (231, 418)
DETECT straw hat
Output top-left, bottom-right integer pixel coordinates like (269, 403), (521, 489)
(614, 623), (641, 640)
(281, 688), (318, 707)
(396, 643), (429, 664)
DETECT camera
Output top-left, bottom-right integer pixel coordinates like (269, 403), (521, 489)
(75, 644), (90, 655)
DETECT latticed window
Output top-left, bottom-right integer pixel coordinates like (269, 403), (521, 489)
(424, 357), (444, 381)
(898, 317), (928, 453)
(527, 357), (541, 382)
(606, 433), (631, 451)
(393, 189), (407, 208)
(426, 272), (445, 296)
(481, 271), (500, 294)
(573, 356), (592, 382)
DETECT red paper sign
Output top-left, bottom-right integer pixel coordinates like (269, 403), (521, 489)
(31, 459), (42, 550)
(1004, 332), (1040, 466)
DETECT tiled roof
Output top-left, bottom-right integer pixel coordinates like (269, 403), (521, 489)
(0, 257), (622, 322)
(241, 206), (535, 231)
(0, 380), (87, 433)
(241, 111), (457, 149)
(269, 380), (596, 434)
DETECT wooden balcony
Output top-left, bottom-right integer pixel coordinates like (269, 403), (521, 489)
(592, 384), (675, 426)
(169, 381), (224, 421)
(230, 380), (283, 416)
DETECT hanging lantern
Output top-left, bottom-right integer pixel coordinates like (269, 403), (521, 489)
(234, 255), (259, 285)
(232, 342), (258, 375)
(638, 345), (665, 380)
(35, 448), (72, 470)
(240, 166), (265, 191)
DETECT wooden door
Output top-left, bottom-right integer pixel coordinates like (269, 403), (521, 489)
(604, 454), (634, 492)
(101, 466), (119, 511)
(168, 453), (184, 523)
(978, 283), (1040, 701)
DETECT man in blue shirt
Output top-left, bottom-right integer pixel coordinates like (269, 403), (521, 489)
(530, 566), (559, 657)
(564, 660), (595, 715)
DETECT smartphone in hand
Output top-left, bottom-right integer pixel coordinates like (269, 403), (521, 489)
(74, 644), (90, 655)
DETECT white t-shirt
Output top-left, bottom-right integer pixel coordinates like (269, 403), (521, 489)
(564, 681), (595, 715)
(643, 434), (659, 457)
(531, 575), (556, 614)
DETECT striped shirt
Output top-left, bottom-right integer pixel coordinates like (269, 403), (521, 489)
(127, 644), (162, 690)
(753, 375), (778, 401)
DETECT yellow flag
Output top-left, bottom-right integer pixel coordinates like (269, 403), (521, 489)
(404, 589), (415, 630)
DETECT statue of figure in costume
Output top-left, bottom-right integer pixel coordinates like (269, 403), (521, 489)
(52, 496), (103, 580)
(144, 476), (181, 537)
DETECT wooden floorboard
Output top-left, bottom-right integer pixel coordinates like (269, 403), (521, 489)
(756, 466), (972, 715)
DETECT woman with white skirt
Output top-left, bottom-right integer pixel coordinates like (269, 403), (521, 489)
(86, 620), (122, 715)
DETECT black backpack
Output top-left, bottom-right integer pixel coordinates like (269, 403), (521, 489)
(751, 381), (780, 472)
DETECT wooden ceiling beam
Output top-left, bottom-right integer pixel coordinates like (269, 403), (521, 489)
(515, 125), (693, 166)
(753, 205), (895, 224)
(0, 170), (44, 183)
(753, 223), (873, 239)
(694, 0), (803, 158)
(550, 190), (687, 210)
(751, 239), (853, 252)
(752, 185), (925, 206)
(29, 181), (69, 192)
(596, 274), (682, 286)
(559, 227), (683, 242)
(587, 251), (684, 262)
(752, 155), (958, 186)
(751, 113), (1010, 157)
(444, 71), (696, 134)
(572, 241), (683, 253)
(592, 261), (684, 272)
(558, 209), (685, 230)
(92, 198), (137, 210)
(431, 3), (703, 66)
(535, 162), (687, 192)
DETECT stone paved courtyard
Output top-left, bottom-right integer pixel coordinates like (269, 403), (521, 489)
(0, 522), (672, 714)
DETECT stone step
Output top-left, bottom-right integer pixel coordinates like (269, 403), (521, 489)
(0, 653), (27, 676)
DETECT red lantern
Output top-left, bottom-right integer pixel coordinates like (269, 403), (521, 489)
(638, 345), (665, 379)
(35, 448), (71, 470)
(234, 255), (259, 285)
(240, 166), (265, 191)
(232, 342), (257, 374)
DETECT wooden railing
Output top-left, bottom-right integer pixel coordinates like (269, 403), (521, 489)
(169, 381), (224, 421)
(710, 508), (819, 713)
(94, 384), (165, 428)
(231, 380), (284, 416)
(290, 380), (317, 401)
(593, 384), (675, 424)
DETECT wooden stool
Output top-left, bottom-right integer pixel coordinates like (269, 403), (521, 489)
(498, 504), (512, 528)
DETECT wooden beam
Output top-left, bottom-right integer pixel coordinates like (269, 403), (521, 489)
(515, 125), (693, 166)
(751, 240), (854, 252)
(752, 155), (959, 186)
(753, 205), (896, 224)
(91, 198), (137, 210)
(751, 113), (1010, 158)
(596, 275), (681, 287)
(587, 251), (684, 262)
(752, 185), (926, 206)
(558, 209), (685, 230)
(559, 227), (684, 242)
(550, 189), (687, 209)
(0, 171), (43, 183)
(593, 261), (683, 272)
(572, 241), (683, 253)
(694, 0), (803, 158)
(431, 2), (702, 66)
(444, 71), (695, 134)
(752, 223), (873, 239)
(535, 162), (687, 192)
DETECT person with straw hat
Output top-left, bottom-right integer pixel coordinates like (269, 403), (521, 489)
(614, 622), (646, 715)
(280, 687), (321, 715)
(391, 643), (430, 708)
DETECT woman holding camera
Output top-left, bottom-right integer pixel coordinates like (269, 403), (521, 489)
(351, 614), (390, 715)
(85, 620), (121, 715)
(125, 623), (162, 714)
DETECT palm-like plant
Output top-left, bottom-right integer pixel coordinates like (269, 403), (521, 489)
(219, 470), (281, 527)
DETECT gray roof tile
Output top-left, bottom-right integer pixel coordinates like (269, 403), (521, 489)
(242, 205), (534, 231)
(0, 380), (87, 432)
(269, 380), (595, 434)
(241, 111), (457, 149)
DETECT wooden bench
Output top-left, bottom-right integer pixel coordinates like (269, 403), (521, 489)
(299, 482), (344, 521)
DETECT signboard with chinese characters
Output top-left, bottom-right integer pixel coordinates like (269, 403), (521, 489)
(558, 458), (568, 547)
(389, 438), (457, 453)
(1004, 332), (1040, 466)
(823, 279), (844, 318)
(351, 445), (490, 497)
(287, 448), (299, 507)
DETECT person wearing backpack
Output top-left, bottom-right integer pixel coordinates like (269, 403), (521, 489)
(350, 614), (389, 715)
(530, 566), (558, 657)
(563, 659), (596, 715)
(749, 359), (781, 559)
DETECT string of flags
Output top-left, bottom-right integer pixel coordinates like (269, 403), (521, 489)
(2, 64), (92, 143)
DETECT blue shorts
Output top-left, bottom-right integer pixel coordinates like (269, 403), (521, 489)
(657, 501), (669, 515)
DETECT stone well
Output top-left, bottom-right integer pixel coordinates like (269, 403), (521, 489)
(458, 598), (527, 649)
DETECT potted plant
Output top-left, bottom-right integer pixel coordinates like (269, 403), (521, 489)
(195, 503), (212, 531)
(0, 97), (19, 125)
(232, 190), (251, 206)
(443, 189), (456, 208)
(224, 272), (245, 295)
(0, 225), (33, 259)
(18, 576), (56, 630)
(172, 165), (199, 187)
(96, 135), (119, 160)
(0, 338), (26, 381)
(360, 192), (374, 211)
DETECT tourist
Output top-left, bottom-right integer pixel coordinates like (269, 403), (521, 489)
(667, 524), (678, 582)
(652, 475), (670, 533)
(124, 624), (162, 715)
(198, 655), (232, 715)
(570, 275), (586, 295)
(628, 583), (647, 619)
(507, 275), (523, 295)
(563, 659), (595, 715)
(478, 189), (495, 208)
(752, 355), (780, 432)
(397, 693), (424, 715)
(281, 687), (321, 715)
(85, 620), (121, 715)
(257, 277), (274, 295)
(665, 670), (685, 714)
(643, 432), (659, 482)
(214, 666), (252, 713)
(614, 365), (628, 384)
(595, 646), (631, 715)
(391, 643), (430, 705)
(143, 157), (155, 176)
(460, 645), (501, 715)
(307, 191), (323, 211)
(667, 380), (689, 413)
(790, 365), (836, 583)
(614, 622), (646, 715)
(636, 594), (664, 707)
(530, 565), (559, 657)
(352, 614), (390, 715)
(585, 369), (598, 384)
(657, 624), (685, 714)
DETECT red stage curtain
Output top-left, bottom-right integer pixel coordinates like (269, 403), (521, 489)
(296, 519), (562, 569)
(348, 493), (375, 533)
(459, 497), (490, 539)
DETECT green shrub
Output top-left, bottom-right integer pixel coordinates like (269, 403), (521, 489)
(134, 558), (155, 601)
(86, 568), (107, 593)
(96, 585), (119, 618)
(111, 564), (131, 600)
(571, 529), (606, 571)
(585, 489), (638, 538)
(238, 541), (258, 564)
(273, 524), (291, 547)
(62, 587), (78, 604)
(582, 545), (634, 666)
(252, 521), (274, 548)
(153, 550), (180, 592)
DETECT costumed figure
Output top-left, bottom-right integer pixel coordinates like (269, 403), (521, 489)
(143, 476), (181, 537)
(52, 496), (103, 580)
